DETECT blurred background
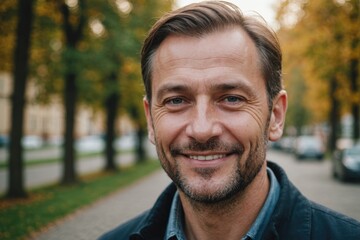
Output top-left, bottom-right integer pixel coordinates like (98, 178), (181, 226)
(0, 0), (359, 239)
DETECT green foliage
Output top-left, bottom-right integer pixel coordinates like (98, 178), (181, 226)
(0, 160), (161, 240)
(0, 0), (175, 119)
(277, 0), (360, 127)
(0, 0), (17, 72)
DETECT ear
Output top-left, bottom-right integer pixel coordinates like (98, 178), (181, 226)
(268, 90), (287, 141)
(143, 97), (155, 144)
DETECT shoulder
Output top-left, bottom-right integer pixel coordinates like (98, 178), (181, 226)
(267, 161), (360, 239)
(309, 201), (360, 239)
(98, 183), (177, 240)
(98, 210), (150, 240)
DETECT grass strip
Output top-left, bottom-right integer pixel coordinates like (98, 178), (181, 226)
(0, 160), (161, 240)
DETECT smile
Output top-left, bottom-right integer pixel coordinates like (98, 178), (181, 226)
(188, 154), (226, 161)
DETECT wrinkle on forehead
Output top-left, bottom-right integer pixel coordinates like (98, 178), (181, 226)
(156, 56), (247, 71)
(153, 27), (260, 73)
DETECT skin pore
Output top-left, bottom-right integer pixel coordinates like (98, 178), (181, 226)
(144, 26), (287, 239)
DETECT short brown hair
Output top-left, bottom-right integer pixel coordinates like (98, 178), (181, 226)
(141, 1), (282, 107)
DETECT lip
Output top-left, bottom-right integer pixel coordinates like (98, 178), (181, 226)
(188, 154), (226, 161)
(180, 152), (233, 167)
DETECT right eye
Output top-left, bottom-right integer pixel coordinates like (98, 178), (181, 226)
(163, 97), (190, 111)
(166, 97), (185, 105)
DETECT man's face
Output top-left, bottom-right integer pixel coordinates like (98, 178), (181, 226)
(144, 27), (286, 203)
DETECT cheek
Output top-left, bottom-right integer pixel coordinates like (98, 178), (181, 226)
(222, 111), (267, 142)
(242, 104), (268, 130)
(152, 111), (187, 145)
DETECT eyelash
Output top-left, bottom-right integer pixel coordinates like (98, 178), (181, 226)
(164, 97), (187, 106)
(221, 95), (245, 104)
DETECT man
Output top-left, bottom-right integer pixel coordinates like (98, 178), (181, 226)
(100, 1), (360, 239)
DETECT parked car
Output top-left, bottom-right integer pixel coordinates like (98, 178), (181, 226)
(279, 136), (296, 152)
(75, 135), (105, 153)
(269, 136), (296, 152)
(115, 133), (136, 151)
(22, 135), (44, 149)
(332, 145), (360, 181)
(294, 135), (325, 160)
(0, 135), (9, 148)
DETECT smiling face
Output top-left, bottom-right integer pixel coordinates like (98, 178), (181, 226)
(144, 27), (286, 203)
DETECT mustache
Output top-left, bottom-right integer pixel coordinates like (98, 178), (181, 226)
(170, 138), (244, 156)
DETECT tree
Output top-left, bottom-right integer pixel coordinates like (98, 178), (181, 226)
(87, 0), (174, 167)
(104, 71), (120, 170)
(347, 0), (360, 141)
(276, 0), (360, 151)
(120, 0), (174, 163)
(7, 0), (35, 198)
(121, 58), (148, 162)
(277, 28), (311, 135)
(58, 0), (86, 184)
(0, 0), (17, 72)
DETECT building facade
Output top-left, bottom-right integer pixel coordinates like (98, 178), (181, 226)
(0, 72), (133, 142)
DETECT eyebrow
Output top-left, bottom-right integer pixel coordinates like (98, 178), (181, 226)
(210, 81), (257, 98)
(156, 83), (192, 102)
(155, 79), (258, 102)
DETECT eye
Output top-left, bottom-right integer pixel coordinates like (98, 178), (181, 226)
(163, 97), (190, 111)
(223, 95), (244, 104)
(166, 97), (185, 105)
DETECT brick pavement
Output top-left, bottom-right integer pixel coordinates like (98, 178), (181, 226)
(31, 169), (171, 240)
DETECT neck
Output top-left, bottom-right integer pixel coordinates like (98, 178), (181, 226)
(179, 164), (270, 240)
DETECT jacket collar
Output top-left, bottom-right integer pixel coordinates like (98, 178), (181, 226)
(130, 161), (312, 240)
(264, 161), (311, 240)
(130, 183), (177, 240)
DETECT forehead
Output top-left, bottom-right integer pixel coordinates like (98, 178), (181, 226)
(155, 26), (260, 68)
(151, 27), (263, 94)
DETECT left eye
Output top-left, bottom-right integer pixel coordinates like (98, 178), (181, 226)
(223, 96), (242, 103)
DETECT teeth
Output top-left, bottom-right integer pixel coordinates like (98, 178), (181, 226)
(189, 154), (225, 161)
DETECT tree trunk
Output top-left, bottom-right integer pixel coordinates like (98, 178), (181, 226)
(104, 72), (119, 171)
(7, 0), (35, 198)
(349, 0), (359, 141)
(61, 72), (77, 184)
(329, 77), (340, 152)
(350, 58), (359, 141)
(59, 0), (85, 184)
(136, 125), (146, 163)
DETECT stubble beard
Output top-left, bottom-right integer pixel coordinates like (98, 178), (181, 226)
(156, 133), (268, 205)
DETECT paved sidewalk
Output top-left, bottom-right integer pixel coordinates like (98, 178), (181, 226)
(31, 169), (171, 240)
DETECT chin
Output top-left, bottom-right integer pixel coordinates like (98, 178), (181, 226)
(176, 169), (245, 203)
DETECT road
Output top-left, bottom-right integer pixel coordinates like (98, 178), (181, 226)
(30, 148), (360, 240)
(0, 142), (157, 194)
(1, 147), (359, 221)
(0, 147), (63, 163)
(268, 149), (360, 221)
(0, 153), (136, 194)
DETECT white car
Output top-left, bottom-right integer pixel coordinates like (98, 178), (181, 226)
(294, 136), (325, 160)
(22, 135), (44, 149)
(75, 135), (105, 153)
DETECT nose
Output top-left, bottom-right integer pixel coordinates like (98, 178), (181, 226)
(185, 100), (222, 143)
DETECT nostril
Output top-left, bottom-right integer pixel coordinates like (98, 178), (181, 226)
(185, 119), (222, 143)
